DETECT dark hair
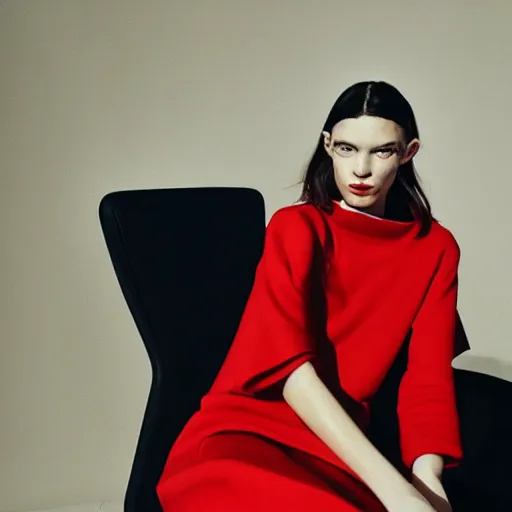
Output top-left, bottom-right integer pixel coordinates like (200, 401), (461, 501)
(299, 81), (433, 237)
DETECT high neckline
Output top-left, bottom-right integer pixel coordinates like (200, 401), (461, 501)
(329, 200), (419, 240)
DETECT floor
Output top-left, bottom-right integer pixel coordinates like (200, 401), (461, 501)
(29, 503), (122, 512)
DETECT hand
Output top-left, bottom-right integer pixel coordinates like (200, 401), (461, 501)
(411, 471), (452, 512)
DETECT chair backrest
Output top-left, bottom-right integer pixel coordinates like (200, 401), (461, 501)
(99, 187), (266, 512)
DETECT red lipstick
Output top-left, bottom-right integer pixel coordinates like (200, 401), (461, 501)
(349, 184), (373, 196)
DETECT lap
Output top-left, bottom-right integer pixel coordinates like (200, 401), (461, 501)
(158, 432), (385, 512)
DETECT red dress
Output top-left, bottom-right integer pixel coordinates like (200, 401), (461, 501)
(157, 202), (463, 511)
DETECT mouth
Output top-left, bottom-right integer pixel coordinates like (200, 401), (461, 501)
(348, 184), (374, 196)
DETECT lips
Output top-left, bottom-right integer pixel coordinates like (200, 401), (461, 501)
(349, 184), (373, 190)
(348, 184), (373, 196)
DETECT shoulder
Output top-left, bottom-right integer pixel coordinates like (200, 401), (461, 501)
(426, 220), (461, 266)
(267, 203), (329, 242)
(263, 204), (329, 272)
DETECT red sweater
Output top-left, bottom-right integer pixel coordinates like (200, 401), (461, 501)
(163, 201), (463, 481)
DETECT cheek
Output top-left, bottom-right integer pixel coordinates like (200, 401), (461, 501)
(374, 161), (399, 187)
(332, 160), (351, 183)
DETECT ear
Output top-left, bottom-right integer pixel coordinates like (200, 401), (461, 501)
(322, 130), (332, 156)
(399, 138), (420, 165)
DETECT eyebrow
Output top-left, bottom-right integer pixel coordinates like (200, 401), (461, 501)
(331, 140), (399, 149)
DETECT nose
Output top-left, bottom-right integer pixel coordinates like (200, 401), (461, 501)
(353, 154), (372, 178)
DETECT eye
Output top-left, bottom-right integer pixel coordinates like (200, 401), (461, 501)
(375, 148), (396, 158)
(334, 144), (353, 155)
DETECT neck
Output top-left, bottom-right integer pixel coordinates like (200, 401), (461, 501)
(340, 199), (386, 220)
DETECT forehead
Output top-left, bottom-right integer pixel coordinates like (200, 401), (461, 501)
(331, 115), (404, 145)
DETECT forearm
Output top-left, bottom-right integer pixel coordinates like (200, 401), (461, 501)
(411, 454), (451, 511)
(412, 454), (444, 478)
(283, 362), (413, 508)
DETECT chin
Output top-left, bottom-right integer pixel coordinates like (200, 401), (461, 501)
(344, 194), (378, 210)
(342, 190), (387, 217)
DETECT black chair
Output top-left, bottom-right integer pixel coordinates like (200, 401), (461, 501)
(99, 187), (266, 512)
(99, 187), (511, 511)
(369, 331), (512, 511)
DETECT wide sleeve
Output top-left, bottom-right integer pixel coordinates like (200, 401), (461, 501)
(221, 208), (323, 396)
(397, 233), (463, 469)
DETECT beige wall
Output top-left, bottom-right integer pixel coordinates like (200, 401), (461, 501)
(1, 0), (511, 510)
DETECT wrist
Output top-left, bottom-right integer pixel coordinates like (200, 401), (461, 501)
(374, 473), (416, 509)
(411, 464), (451, 510)
(380, 482), (423, 510)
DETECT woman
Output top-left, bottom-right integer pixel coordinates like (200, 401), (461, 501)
(157, 81), (463, 511)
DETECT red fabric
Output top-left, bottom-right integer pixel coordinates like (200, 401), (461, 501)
(161, 432), (386, 511)
(157, 202), (463, 510)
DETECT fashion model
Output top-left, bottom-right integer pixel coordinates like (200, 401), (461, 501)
(157, 81), (462, 512)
